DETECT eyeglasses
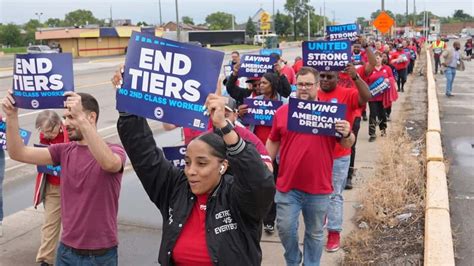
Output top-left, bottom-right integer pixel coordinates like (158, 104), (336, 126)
(319, 74), (335, 80)
(41, 124), (58, 135)
(296, 82), (315, 88)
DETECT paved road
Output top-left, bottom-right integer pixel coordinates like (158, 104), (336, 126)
(0, 45), (301, 224)
(434, 48), (474, 265)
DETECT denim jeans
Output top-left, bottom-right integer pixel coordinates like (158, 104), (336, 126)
(0, 149), (5, 222)
(275, 190), (330, 266)
(327, 156), (351, 232)
(56, 242), (118, 266)
(445, 67), (456, 96)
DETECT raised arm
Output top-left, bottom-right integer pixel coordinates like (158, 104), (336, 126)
(2, 91), (53, 165)
(64, 92), (123, 173)
(206, 94), (275, 221)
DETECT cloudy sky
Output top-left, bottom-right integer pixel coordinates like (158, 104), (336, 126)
(1, 0), (473, 25)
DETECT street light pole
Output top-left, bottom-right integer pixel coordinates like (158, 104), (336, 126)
(307, 9), (310, 41)
(381, 0), (385, 11)
(175, 0), (180, 42)
(35, 12), (43, 24)
(159, 0), (163, 26)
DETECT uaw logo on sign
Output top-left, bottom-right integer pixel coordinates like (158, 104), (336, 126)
(303, 40), (351, 72)
(116, 32), (224, 131)
(287, 98), (347, 137)
(242, 98), (283, 127)
(237, 54), (277, 78)
(12, 53), (74, 109)
(0, 121), (32, 150)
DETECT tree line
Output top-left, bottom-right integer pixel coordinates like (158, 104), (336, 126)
(1, 5), (472, 47)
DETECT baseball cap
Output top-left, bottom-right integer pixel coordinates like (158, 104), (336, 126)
(224, 96), (237, 112)
(396, 43), (403, 49)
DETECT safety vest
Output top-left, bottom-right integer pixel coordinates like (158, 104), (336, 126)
(432, 41), (445, 54)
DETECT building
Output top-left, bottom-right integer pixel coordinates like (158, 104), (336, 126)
(35, 26), (140, 57)
(440, 21), (474, 35)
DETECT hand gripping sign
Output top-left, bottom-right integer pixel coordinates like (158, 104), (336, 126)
(369, 77), (390, 97)
(0, 120), (32, 150)
(242, 98), (283, 126)
(303, 40), (351, 72)
(237, 54), (277, 78)
(116, 32), (224, 131)
(34, 144), (62, 176)
(12, 53), (74, 109)
(163, 145), (187, 169)
(326, 23), (359, 42)
(287, 98), (346, 137)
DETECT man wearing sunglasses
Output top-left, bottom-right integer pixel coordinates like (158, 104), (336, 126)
(317, 64), (371, 253)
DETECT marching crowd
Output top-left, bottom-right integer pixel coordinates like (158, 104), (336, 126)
(0, 32), (470, 266)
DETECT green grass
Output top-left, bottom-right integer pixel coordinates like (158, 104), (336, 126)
(0, 47), (27, 54)
(210, 44), (261, 51)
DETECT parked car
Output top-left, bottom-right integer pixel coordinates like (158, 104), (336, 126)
(26, 45), (58, 54)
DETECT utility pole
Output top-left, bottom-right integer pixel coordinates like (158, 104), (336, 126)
(159, 0), (163, 26)
(381, 0), (385, 11)
(323, 1), (326, 36)
(232, 15), (235, 30)
(307, 9), (310, 41)
(272, 0), (275, 33)
(406, 0), (409, 26)
(332, 10), (335, 25)
(175, 0), (180, 41)
(413, 0), (416, 27)
(109, 6), (113, 27)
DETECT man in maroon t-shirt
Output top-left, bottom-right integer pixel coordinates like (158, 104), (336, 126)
(3, 92), (126, 265)
(266, 67), (354, 266)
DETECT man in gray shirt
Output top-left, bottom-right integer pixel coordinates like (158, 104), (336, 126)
(442, 41), (463, 97)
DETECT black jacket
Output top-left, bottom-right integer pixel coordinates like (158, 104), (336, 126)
(226, 73), (292, 106)
(117, 115), (275, 266)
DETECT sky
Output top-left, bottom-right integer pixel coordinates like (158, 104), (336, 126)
(0, 0), (473, 25)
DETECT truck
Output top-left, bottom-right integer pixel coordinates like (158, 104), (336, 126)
(188, 30), (245, 46)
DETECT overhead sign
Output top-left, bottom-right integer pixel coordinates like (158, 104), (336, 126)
(373, 11), (394, 34)
(302, 40), (351, 71)
(116, 32), (224, 131)
(12, 53), (74, 109)
(326, 23), (359, 42)
(287, 98), (346, 137)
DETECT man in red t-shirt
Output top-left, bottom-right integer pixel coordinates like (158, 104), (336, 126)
(266, 67), (354, 266)
(318, 65), (371, 252)
(34, 110), (69, 265)
(390, 43), (410, 92)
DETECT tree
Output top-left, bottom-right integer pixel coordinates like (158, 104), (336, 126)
(45, 18), (63, 27)
(64, 9), (101, 27)
(274, 10), (293, 36)
(137, 21), (149, 26)
(182, 16), (194, 25)
(23, 19), (44, 45)
(453, 10), (472, 21)
(284, 0), (314, 40)
(0, 24), (22, 46)
(205, 12), (233, 30)
(245, 17), (257, 38)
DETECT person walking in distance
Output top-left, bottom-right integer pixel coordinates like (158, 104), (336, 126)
(430, 35), (446, 74)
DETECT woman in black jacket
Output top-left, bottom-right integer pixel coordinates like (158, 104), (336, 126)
(116, 94), (275, 266)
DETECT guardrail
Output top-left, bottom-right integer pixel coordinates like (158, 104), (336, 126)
(424, 49), (455, 266)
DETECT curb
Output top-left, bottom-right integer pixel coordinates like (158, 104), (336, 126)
(424, 49), (455, 266)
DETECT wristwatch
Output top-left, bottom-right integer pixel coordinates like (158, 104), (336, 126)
(214, 120), (234, 137)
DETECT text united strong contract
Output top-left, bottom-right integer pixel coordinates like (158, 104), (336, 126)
(303, 40), (351, 71)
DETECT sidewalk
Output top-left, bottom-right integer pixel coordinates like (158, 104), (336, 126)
(0, 84), (410, 266)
